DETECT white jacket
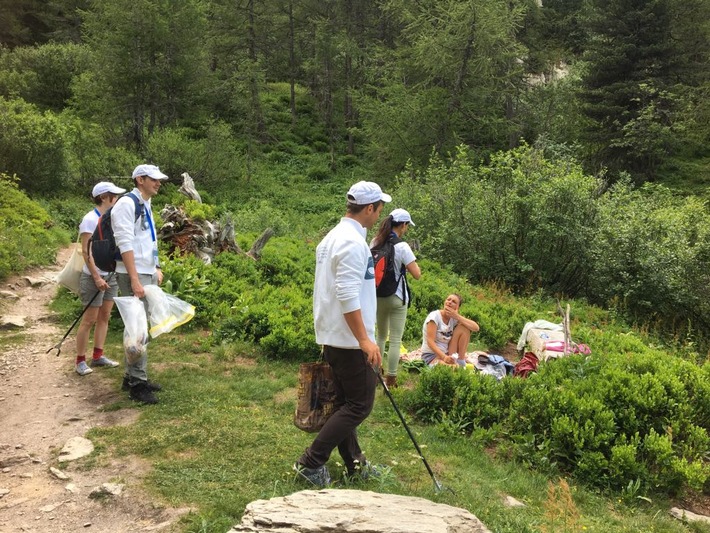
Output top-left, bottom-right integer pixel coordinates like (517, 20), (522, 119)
(112, 188), (159, 275)
(313, 217), (377, 349)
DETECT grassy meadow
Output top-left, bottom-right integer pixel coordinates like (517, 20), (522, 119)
(58, 299), (709, 533)
(36, 153), (710, 532)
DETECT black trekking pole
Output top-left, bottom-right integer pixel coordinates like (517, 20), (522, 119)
(46, 273), (115, 357)
(374, 368), (454, 494)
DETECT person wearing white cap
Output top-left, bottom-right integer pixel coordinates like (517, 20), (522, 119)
(294, 180), (391, 487)
(74, 181), (126, 376)
(369, 208), (421, 388)
(113, 164), (169, 404)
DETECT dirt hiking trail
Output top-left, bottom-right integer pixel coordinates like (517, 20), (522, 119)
(0, 247), (191, 533)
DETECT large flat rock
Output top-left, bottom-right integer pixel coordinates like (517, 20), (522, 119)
(229, 489), (491, 533)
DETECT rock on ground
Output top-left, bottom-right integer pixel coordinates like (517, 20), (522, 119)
(229, 489), (491, 533)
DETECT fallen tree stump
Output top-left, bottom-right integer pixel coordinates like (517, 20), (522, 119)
(158, 172), (272, 263)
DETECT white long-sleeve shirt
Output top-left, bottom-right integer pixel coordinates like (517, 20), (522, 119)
(111, 188), (158, 275)
(313, 217), (377, 349)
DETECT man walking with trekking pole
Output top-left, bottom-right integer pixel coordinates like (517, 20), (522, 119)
(113, 164), (168, 404)
(294, 181), (391, 487)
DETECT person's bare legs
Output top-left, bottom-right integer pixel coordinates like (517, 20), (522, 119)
(450, 324), (471, 359)
(76, 307), (100, 360)
(92, 300), (114, 351)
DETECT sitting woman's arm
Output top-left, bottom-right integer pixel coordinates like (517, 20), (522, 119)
(449, 310), (479, 333)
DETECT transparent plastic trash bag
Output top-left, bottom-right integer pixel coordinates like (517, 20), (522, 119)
(113, 296), (149, 364)
(143, 285), (195, 338)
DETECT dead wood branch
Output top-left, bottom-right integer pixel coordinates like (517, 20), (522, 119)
(247, 228), (275, 260)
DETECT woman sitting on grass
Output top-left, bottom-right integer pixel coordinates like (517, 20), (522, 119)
(420, 293), (479, 367)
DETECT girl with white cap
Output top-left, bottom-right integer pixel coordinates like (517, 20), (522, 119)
(73, 181), (125, 375)
(370, 208), (421, 388)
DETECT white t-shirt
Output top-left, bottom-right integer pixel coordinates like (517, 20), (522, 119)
(78, 208), (108, 276)
(369, 236), (417, 302)
(392, 241), (416, 301)
(420, 310), (458, 355)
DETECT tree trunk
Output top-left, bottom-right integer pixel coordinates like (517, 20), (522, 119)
(344, 0), (355, 155)
(288, 0), (297, 126)
(247, 0), (267, 141)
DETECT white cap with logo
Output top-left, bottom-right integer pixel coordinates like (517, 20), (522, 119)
(390, 208), (415, 226)
(346, 181), (392, 205)
(132, 164), (169, 181)
(92, 181), (126, 198)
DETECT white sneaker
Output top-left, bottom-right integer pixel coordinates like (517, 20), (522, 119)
(90, 356), (119, 368)
(75, 361), (93, 376)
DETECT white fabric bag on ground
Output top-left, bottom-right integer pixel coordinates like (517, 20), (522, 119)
(143, 285), (195, 338)
(113, 296), (149, 364)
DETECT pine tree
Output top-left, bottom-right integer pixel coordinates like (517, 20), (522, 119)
(581, 0), (678, 181)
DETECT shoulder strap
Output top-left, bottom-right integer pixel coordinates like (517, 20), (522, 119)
(388, 234), (402, 246)
(125, 192), (142, 221)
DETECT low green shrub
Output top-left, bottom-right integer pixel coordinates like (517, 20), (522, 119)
(408, 345), (710, 496)
(0, 174), (68, 279)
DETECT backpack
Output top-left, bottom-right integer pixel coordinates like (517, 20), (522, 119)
(371, 234), (406, 300)
(90, 192), (142, 272)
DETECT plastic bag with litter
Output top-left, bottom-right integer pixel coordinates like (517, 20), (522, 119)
(143, 285), (195, 338)
(113, 296), (149, 364)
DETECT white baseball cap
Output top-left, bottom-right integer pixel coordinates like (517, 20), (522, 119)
(132, 164), (169, 181)
(346, 181), (392, 205)
(92, 181), (126, 198)
(390, 208), (415, 226)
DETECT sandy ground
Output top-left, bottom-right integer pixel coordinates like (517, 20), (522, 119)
(0, 247), (191, 533)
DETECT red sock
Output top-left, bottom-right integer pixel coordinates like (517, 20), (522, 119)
(92, 347), (103, 360)
(76, 355), (86, 364)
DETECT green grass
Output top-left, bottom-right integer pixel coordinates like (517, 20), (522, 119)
(85, 330), (710, 533)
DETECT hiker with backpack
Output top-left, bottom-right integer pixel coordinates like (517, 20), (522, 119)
(421, 293), (480, 367)
(370, 208), (421, 388)
(73, 182), (126, 376)
(112, 164), (169, 404)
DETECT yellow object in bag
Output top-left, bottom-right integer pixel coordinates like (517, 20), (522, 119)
(143, 285), (196, 338)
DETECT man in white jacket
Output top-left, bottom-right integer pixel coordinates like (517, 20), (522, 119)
(113, 164), (168, 404)
(295, 181), (391, 487)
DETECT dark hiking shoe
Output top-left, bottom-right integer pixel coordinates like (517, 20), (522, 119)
(122, 377), (162, 392)
(129, 382), (158, 404)
(293, 463), (331, 488)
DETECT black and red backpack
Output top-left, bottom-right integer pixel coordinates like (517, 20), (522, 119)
(371, 234), (409, 304)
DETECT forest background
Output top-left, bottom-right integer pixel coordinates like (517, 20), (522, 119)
(3, 0), (710, 531)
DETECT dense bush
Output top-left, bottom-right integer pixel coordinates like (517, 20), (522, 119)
(0, 97), (72, 193)
(0, 174), (68, 279)
(396, 144), (600, 295)
(588, 181), (710, 342)
(60, 111), (139, 189)
(145, 123), (244, 188)
(160, 239), (319, 360)
(0, 43), (90, 111)
(408, 347), (710, 496)
(395, 144), (710, 348)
